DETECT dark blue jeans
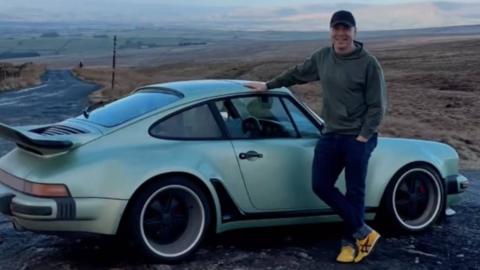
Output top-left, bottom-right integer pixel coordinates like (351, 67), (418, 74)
(312, 133), (378, 236)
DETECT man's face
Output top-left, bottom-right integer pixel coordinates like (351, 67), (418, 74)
(330, 24), (356, 51)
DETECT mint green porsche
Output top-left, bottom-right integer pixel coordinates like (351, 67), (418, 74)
(0, 80), (469, 261)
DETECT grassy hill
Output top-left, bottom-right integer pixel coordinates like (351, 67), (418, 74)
(1, 24), (480, 61)
(73, 36), (480, 169)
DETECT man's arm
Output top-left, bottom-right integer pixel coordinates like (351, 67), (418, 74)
(245, 53), (320, 91)
(359, 57), (387, 140)
(266, 53), (320, 89)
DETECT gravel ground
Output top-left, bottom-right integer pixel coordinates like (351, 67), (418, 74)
(0, 170), (478, 270)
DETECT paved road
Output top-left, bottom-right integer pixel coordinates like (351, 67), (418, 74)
(0, 70), (99, 156)
(0, 73), (478, 269)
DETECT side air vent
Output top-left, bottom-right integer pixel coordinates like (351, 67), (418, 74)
(31, 125), (87, 136)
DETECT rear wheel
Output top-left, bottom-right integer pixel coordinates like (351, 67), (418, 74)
(126, 177), (211, 262)
(380, 164), (445, 232)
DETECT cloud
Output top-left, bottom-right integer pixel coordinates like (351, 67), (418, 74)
(212, 1), (480, 30)
(273, 8), (300, 17)
(0, 1), (479, 30)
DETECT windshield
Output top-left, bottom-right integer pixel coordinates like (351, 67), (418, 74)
(77, 89), (182, 127)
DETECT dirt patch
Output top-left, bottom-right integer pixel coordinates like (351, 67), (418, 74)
(73, 37), (480, 169)
(0, 62), (46, 91)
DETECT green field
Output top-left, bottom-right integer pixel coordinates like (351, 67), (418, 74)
(2, 23), (480, 61)
(0, 33), (211, 59)
(0, 26), (330, 60)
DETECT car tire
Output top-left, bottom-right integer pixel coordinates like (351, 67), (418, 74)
(126, 176), (211, 262)
(379, 164), (445, 232)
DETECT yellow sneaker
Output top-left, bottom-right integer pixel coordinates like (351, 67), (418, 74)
(354, 230), (381, 263)
(336, 245), (356, 263)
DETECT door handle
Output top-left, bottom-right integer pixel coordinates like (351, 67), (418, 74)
(239, 151), (263, 160)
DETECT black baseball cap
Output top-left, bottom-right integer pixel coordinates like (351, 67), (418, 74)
(330, 10), (356, 28)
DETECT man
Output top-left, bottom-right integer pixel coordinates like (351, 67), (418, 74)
(245, 10), (387, 263)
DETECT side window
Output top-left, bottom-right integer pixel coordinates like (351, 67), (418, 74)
(282, 98), (321, 138)
(215, 96), (298, 139)
(150, 104), (222, 139)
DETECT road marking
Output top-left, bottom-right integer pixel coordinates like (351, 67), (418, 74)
(16, 84), (49, 94)
(0, 84), (50, 105)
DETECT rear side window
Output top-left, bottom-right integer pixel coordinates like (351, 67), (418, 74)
(150, 104), (223, 139)
(77, 89), (181, 127)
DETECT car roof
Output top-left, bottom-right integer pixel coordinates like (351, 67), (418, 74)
(140, 79), (291, 101)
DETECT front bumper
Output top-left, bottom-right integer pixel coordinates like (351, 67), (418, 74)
(0, 183), (128, 235)
(446, 174), (469, 195)
(445, 174), (469, 206)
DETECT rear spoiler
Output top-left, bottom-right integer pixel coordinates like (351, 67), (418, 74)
(0, 123), (74, 155)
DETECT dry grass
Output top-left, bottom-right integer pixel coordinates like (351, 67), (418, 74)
(74, 37), (480, 169)
(0, 63), (46, 91)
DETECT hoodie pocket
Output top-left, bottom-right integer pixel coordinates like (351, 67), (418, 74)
(335, 103), (352, 124)
(337, 103), (350, 121)
(347, 102), (367, 119)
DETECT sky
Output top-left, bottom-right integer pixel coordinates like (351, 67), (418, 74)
(169, 0), (480, 5)
(0, 0), (480, 31)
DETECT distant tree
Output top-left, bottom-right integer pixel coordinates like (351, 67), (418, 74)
(0, 52), (40, 59)
(41, 32), (60, 38)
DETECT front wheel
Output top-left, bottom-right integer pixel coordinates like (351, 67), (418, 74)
(380, 164), (445, 232)
(126, 177), (211, 262)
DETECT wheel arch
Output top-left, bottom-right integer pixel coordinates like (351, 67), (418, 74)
(375, 160), (446, 220)
(116, 171), (220, 236)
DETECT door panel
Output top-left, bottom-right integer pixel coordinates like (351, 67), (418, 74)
(214, 94), (342, 211)
(232, 138), (332, 210)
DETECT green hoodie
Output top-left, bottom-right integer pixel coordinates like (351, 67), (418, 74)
(266, 41), (387, 139)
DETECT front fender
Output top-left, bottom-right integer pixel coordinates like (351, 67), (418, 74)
(366, 138), (459, 208)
